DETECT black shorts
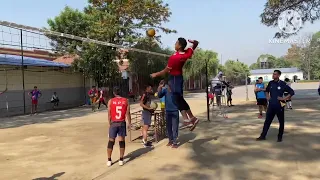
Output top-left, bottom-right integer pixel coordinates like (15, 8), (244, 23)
(109, 121), (127, 139)
(257, 98), (267, 106)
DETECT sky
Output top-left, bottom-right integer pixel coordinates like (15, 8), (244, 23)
(1, 0), (320, 65)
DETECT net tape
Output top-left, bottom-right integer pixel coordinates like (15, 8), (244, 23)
(0, 20), (170, 57)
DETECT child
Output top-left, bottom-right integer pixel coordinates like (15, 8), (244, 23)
(51, 92), (59, 108)
(284, 78), (292, 109)
(139, 84), (154, 148)
(226, 82), (234, 107)
(88, 86), (98, 112)
(157, 80), (179, 148)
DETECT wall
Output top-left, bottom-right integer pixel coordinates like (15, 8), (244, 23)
(0, 66), (89, 117)
(249, 72), (304, 83)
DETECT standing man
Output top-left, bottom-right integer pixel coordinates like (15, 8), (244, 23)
(28, 86), (42, 115)
(88, 86), (98, 112)
(257, 70), (295, 142)
(226, 81), (234, 107)
(107, 87), (131, 167)
(255, 77), (268, 118)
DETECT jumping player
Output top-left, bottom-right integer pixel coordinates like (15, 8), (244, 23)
(107, 87), (131, 167)
(284, 78), (292, 109)
(88, 86), (98, 112)
(150, 38), (199, 131)
(28, 86), (42, 115)
(255, 77), (268, 118)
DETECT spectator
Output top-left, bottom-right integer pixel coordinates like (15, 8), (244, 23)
(51, 92), (59, 108)
(98, 87), (107, 109)
(88, 86), (99, 112)
(128, 89), (136, 102)
(226, 81), (234, 107)
(28, 86), (42, 115)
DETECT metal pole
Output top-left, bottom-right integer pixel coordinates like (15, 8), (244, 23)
(245, 73), (249, 101)
(205, 59), (210, 121)
(20, 29), (26, 114)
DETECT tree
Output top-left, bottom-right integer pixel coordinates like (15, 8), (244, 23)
(183, 49), (219, 79)
(250, 54), (293, 70)
(261, 0), (320, 38)
(46, 0), (175, 86)
(224, 60), (250, 85)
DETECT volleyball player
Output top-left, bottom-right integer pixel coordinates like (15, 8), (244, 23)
(150, 38), (199, 131)
(107, 87), (131, 167)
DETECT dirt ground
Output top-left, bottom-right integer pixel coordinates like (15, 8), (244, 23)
(0, 84), (320, 180)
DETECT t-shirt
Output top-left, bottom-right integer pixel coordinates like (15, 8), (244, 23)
(88, 89), (98, 98)
(51, 94), (58, 101)
(30, 90), (41, 100)
(157, 88), (178, 112)
(167, 48), (194, 76)
(109, 97), (128, 122)
(256, 83), (266, 99)
(266, 80), (295, 108)
(141, 92), (151, 111)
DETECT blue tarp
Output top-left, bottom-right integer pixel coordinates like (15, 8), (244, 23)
(0, 54), (70, 68)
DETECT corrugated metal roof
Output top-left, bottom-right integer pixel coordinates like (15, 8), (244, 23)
(250, 67), (301, 74)
(0, 55), (70, 67)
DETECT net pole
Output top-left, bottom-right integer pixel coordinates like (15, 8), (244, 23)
(20, 29), (26, 114)
(245, 73), (249, 101)
(205, 59), (210, 121)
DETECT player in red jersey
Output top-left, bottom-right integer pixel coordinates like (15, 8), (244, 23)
(150, 38), (199, 131)
(107, 87), (131, 167)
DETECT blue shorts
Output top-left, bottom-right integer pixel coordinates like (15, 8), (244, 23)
(109, 121), (127, 139)
(142, 110), (152, 126)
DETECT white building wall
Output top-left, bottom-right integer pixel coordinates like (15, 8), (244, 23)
(249, 72), (304, 82)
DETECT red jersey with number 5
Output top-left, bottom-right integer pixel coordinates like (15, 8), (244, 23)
(110, 97), (128, 122)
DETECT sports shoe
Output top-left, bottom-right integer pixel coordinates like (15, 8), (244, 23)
(143, 143), (153, 148)
(119, 160), (124, 166)
(171, 144), (178, 148)
(183, 120), (193, 128)
(166, 142), (173, 147)
(189, 118), (199, 131)
(256, 137), (266, 141)
(107, 161), (112, 167)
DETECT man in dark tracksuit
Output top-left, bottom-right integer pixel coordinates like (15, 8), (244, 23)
(256, 70), (295, 142)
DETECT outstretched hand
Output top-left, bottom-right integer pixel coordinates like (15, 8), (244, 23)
(150, 73), (157, 78)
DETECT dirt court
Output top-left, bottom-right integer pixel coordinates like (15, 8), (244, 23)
(0, 84), (320, 180)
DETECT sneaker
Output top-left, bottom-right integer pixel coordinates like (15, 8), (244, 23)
(119, 160), (124, 166)
(107, 161), (112, 167)
(171, 144), (178, 148)
(277, 137), (283, 142)
(143, 142), (153, 148)
(166, 142), (173, 147)
(289, 106), (292, 110)
(256, 137), (266, 141)
(189, 118), (199, 131)
(183, 120), (193, 128)
(258, 114), (263, 119)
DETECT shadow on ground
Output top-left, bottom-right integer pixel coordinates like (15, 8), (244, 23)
(151, 96), (320, 180)
(32, 172), (65, 180)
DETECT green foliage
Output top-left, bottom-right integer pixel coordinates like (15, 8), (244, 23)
(224, 60), (250, 85)
(261, 0), (320, 38)
(46, 0), (175, 86)
(249, 54), (293, 70)
(183, 49), (219, 79)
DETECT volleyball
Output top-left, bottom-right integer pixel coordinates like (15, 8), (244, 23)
(150, 101), (158, 110)
(146, 28), (156, 37)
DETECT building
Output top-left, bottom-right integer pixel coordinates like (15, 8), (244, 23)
(0, 54), (89, 117)
(249, 67), (304, 83)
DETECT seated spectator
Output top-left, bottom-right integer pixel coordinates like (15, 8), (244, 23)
(51, 92), (59, 108)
